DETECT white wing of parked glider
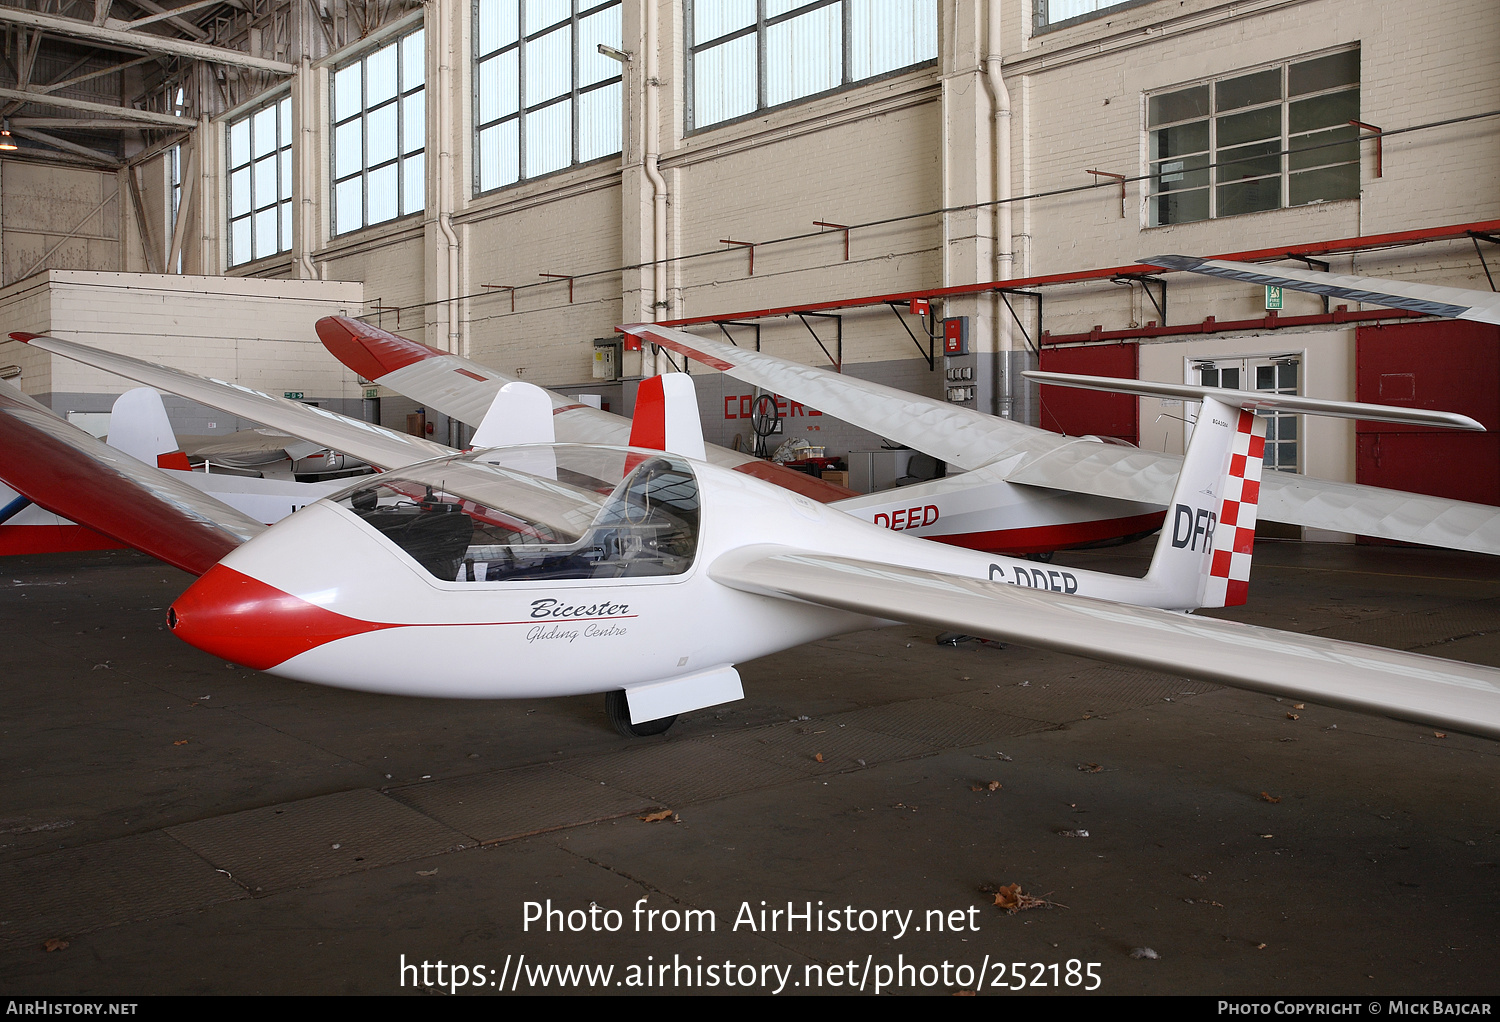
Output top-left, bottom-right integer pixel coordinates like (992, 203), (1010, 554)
(1141, 255), (1500, 325)
(312, 316), (861, 502)
(709, 546), (1500, 739)
(623, 322), (1500, 556)
(12, 332), (454, 470)
(622, 322), (1047, 472)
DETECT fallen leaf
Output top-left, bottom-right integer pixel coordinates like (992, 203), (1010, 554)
(43, 939), (68, 952)
(1259, 792), (1281, 803)
(1256, 943), (1268, 950)
(1286, 713), (1300, 720)
(1434, 732), (1447, 739)
(1292, 703), (1305, 710)
(1078, 763), (1103, 773)
(1260, 834), (1274, 839)
(992, 883), (1062, 913)
(988, 780), (1001, 791)
(173, 740), (188, 746)
(640, 810), (673, 823)
(814, 753), (824, 763)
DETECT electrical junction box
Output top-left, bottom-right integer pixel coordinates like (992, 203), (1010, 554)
(593, 339), (621, 380)
(943, 316), (969, 355)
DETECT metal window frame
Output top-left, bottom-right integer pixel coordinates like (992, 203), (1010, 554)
(1146, 46), (1360, 228)
(685, 0), (937, 134)
(472, 0), (624, 198)
(330, 27), (427, 238)
(1033, 0), (1154, 34)
(226, 92), (293, 267)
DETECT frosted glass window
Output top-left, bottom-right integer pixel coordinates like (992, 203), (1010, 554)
(1035, 0), (1133, 28)
(1147, 48), (1360, 227)
(689, 0), (936, 130)
(525, 99), (572, 178)
(696, 0), (755, 43)
(332, 28), (426, 235)
(474, 1), (623, 195)
(226, 92), (293, 267)
(693, 33), (756, 127)
(765, 4), (842, 108)
(850, 0), (936, 81)
(367, 43), (399, 106)
(525, 27), (572, 106)
(578, 80), (622, 163)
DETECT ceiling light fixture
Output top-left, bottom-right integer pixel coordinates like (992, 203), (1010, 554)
(0, 120), (16, 152)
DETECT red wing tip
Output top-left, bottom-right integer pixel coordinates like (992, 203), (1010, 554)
(315, 316), (444, 379)
(9, 332), (42, 343)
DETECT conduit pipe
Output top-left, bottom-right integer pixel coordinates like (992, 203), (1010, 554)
(434, 0), (462, 356)
(297, 56), (317, 280)
(983, 0), (1014, 415)
(643, 0), (669, 375)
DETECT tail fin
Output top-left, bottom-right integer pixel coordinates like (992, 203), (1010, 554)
(1022, 369), (1483, 611)
(630, 374), (706, 460)
(469, 381), (557, 478)
(1142, 396), (1265, 608)
(108, 387), (189, 470)
(470, 381), (555, 449)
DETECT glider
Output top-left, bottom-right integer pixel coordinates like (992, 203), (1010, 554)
(619, 322), (1500, 557)
(2, 342), (1497, 744)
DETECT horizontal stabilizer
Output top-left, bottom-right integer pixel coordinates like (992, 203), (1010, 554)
(711, 546), (1500, 739)
(1141, 255), (1500, 326)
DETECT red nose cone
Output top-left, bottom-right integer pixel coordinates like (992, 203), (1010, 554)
(169, 564), (395, 669)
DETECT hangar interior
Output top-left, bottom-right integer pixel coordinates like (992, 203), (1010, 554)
(0, 0), (1496, 513)
(1, 0), (1498, 997)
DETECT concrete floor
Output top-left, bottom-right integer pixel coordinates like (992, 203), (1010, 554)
(0, 540), (1497, 996)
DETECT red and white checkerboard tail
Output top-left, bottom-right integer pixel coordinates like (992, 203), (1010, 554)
(1142, 395), (1266, 610)
(1203, 409), (1266, 607)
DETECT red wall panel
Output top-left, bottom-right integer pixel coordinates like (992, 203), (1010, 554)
(1355, 320), (1500, 508)
(1038, 343), (1139, 445)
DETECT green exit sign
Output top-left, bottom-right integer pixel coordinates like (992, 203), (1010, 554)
(1264, 285), (1283, 310)
(364, 388), (379, 399)
(284, 391), (304, 400)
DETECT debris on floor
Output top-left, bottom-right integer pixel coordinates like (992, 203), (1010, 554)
(986, 883), (1064, 914)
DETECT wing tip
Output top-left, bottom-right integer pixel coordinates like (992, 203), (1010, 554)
(315, 316), (442, 380)
(9, 331), (41, 343)
(1138, 254), (1203, 271)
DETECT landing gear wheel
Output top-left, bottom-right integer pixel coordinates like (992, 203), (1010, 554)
(605, 689), (676, 737)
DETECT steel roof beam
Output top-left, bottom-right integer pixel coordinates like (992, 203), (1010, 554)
(0, 6), (293, 74)
(0, 86), (192, 128)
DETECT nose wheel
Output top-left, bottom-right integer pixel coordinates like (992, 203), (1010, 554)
(605, 689), (676, 737)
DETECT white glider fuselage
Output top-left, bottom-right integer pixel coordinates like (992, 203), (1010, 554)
(168, 445), (1205, 700)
